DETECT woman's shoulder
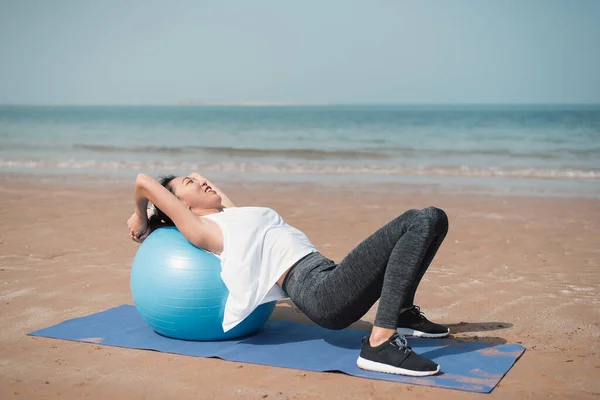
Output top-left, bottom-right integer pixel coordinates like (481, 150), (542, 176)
(203, 206), (278, 218)
(227, 206), (277, 213)
(225, 207), (283, 223)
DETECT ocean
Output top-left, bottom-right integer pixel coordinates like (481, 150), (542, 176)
(1, 105), (599, 196)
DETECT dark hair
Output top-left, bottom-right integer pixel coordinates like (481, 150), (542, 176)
(147, 175), (177, 231)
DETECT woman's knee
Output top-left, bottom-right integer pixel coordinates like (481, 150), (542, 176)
(400, 207), (448, 235)
(423, 206), (449, 234)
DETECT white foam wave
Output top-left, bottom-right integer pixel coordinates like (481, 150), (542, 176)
(1, 159), (599, 180)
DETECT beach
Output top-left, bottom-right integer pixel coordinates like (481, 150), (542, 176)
(1, 172), (599, 399)
(2, 0), (600, 396)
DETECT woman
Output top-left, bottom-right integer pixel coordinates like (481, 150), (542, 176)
(127, 172), (449, 377)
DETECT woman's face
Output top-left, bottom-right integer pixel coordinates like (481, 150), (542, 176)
(168, 176), (222, 211)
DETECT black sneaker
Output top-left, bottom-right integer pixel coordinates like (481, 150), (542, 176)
(396, 306), (450, 338)
(356, 334), (440, 376)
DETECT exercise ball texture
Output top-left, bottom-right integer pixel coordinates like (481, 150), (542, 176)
(131, 226), (275, 340)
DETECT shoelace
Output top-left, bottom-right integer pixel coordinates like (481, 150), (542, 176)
(410, 305), (426, 320)
(390, 335), (412, 354)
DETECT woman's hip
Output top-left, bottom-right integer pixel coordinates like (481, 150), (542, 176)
(282, 252), (377, 330)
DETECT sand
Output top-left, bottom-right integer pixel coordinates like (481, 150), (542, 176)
(1, 172), (599, 399)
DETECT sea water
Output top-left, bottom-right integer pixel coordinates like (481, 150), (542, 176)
(1, 105), (599, 196)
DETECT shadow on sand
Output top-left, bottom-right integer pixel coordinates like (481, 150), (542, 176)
(271, 300), (512, 346)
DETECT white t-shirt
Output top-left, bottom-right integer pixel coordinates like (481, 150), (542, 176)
(203, 207), (316, 331)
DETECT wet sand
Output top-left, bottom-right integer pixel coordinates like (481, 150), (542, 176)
(1, 172), (599, 399)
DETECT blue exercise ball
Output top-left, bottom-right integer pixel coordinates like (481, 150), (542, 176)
(130, 226), (276, 341)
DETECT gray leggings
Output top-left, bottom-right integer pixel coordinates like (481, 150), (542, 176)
(282, 207), (448, 330)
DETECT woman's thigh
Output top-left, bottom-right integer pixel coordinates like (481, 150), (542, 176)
(307, 209), (427, 328)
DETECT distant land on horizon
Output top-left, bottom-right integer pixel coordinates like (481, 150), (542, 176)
(0, 101), (599, 108)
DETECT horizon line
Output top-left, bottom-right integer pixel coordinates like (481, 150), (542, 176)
(1, 102), (600, 107)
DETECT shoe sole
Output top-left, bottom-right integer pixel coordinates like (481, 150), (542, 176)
(396, 327), (450, 338)
(356, 356), (440, 377)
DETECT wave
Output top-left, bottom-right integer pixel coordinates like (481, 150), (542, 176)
(205, 147), (389, 159)
(71, 144), (389, 159)
(1, 158), (599, 180)
(3, 142), (598, 161)
(72, 144), (195, 154)
(11, 143), (593, 161)
(384, 147), (600, 159)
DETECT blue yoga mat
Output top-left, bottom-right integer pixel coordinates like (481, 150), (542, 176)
(28, 305), (524, 393)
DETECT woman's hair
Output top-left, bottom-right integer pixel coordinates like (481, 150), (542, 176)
(147, 175), (177, 231)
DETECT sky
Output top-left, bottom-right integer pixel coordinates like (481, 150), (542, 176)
(1, 0), (599, 105)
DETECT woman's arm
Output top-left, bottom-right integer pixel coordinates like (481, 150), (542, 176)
(189, 172), (236, 208)
(130, 173), (209, 247)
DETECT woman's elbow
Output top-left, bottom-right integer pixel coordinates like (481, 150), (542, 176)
(136, 173), (150, 185)
(135, 173), (155, 192)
